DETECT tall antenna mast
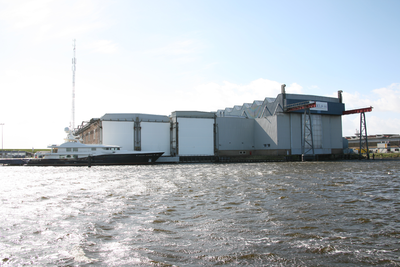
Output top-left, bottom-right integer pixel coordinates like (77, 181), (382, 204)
(71, 39), (76, 131)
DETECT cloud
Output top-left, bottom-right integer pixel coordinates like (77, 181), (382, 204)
(341, 83), (400, 136)
(286, 83), (303, 94)
(86, 40), (118, 54)
(151, 39), (202, 55)
(203, 62), (219, 70)
(372, 83), (400, 112)
(145, 39), (204, 63)
(170, 78), (301, 112)
(367, 115), (400, 134)
(342, 83), (400, 113)
(0, 0), (109, 41)
(342, 91), (372, 110)
(342, 114), (400, 136)
(0, 0), (52, 29)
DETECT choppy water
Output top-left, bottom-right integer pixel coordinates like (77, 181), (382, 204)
(1, 160), (399, 266)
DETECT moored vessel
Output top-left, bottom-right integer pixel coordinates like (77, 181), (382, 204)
(25, 129), (164, 166)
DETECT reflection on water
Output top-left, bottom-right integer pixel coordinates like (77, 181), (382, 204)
(1, 160), (399, 266)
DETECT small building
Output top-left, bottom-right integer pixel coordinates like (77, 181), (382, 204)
(345, 134), (400, 153)
(75, 113), (171, 156)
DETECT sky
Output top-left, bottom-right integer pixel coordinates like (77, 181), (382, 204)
(1, 0), (400, 149)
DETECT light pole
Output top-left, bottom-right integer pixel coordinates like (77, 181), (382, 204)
(0, 123), (4, 156)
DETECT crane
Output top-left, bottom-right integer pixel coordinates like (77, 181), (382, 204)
(343, 107), (373, 159)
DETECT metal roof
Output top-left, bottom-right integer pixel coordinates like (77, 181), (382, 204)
(171, 111), (215, 118)
(217, 93), (344, 118)
(101, 113), (170, 122)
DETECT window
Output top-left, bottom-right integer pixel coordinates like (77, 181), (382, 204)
(302, 114), (322, 149)
(73, 148), (78, 152)
(312, 115), (322, 149)
(91, 148), (96, 151)
(66, 148), (71, 152)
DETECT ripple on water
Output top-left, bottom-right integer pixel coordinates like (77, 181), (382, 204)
(0, 161), (400, 266)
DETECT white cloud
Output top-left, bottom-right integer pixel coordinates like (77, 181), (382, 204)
(86, 40), (118, 54)
(342, 91), (372, 110)
(151, 39), (202, 55)
(367, 115), (400, 134)
(169, 39), (201, 55)
(286, 82), (303, 94)
(0, 0), (52, 29)
(145, 39), (204, 63)
(341, 83), (400, 136)
(371, 83), (400, 112)
(5, 69), (22, 79)
(0, 0), (109, 41)
(343, 114), (400, 136)
(170, 78), (301, 112)
(203, 62), (219, 70)
(342, 83), (400, 113)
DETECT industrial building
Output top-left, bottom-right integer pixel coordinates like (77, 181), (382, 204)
(76, 113), (171, 154)
(346, 134), (400, 153)
(75, 87), (345, 162)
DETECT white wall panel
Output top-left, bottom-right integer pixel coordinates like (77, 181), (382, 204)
(141, 122), (171, 155)
(102, 121), (134, 150)
(178, 118), (214, 156)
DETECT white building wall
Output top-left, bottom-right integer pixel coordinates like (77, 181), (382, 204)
(178, 118), (214, 156)
(102, 121), (134, 150)
(141, 122), (171, 155)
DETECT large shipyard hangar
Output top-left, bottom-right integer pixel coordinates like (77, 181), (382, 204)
(75, 88), (345, 162)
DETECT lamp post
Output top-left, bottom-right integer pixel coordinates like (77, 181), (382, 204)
(0, 123), (4, 157)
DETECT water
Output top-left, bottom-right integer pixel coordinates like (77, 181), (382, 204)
(1, 160), (399, 266)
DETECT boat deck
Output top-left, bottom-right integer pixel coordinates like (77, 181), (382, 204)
(0, 158), (29, 166)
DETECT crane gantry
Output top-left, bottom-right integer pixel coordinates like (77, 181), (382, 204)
(343, 106), (373, 159)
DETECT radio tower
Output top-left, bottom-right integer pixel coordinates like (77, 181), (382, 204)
(71, 39), (76, 131)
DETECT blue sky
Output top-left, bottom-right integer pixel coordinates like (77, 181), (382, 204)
(1, 0), (399, 149)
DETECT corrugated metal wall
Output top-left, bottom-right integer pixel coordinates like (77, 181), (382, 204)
(254, 116), (278, 149)
(290, 113), (302, 154)
(216, 117), (254, 151)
